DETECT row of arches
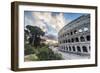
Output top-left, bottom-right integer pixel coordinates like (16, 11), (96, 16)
(59, 35), (90, 44)
(60, 45), (90, 53)
(59, 27), (89, 39)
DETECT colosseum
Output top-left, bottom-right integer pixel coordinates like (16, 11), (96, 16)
(58, 14), (90, 59)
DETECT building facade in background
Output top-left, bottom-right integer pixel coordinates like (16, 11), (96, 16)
(58, 14), (90, 58)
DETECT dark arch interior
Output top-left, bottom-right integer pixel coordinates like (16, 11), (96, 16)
(75, 37), (79, 42)
(73, 46), (75, 51)
(69, 46), (71, 51)
(82, 46), (88, 52)
(86, 35), (90, 41)
(80, 36), (85, 42)
(77, 46), (81, 52)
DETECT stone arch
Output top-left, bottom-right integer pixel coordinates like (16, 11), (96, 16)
(77, 46), (81, 52)
(75, 37), (79, 42)
(66, 40), (67, 43)
(68, 39), (71, 43)
(80, 36), (85, 42)
(71, 38), (74, 42)
(71, 31), (73, 35)
(69, 46), (71, 51)
(72, 46), (76, 51)
(86, 35), (90, 41)
(82, 46), (88, 52)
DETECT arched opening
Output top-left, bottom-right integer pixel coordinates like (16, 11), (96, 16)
(82, 46), (88, 52)
(71, 31), (73, 35)
(75, 37), (79, 42)
(71, 38), (74, 42)
(77, 46), (81, 52)
(73, 46), (75, 51)
(80, 36), (85, 42)
(68, 39), (70, 43)
(86, 35), (90, 41)
(66, 40), (67, 43)
(69, 46), (71, 51)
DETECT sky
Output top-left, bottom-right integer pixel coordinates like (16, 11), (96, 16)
(24, 11), (86, 42)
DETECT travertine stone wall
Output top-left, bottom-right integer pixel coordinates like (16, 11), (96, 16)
(58, 14), (90, 56)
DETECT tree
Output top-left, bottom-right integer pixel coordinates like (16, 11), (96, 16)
(24, 29), (29, 41)
(26, 25), (45, 47)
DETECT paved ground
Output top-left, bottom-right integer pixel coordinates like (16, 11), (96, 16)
(49, 46), (90, 60)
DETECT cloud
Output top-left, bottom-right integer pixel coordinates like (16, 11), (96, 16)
(32, 12), (71, 32)
(25, 16), (33, 26)
(25, 11), (71, 41)
(45, 34), (58, 41)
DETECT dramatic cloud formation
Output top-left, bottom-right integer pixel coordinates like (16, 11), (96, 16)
(24, 11), (83, 41)
(31, 12), (70, 32)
